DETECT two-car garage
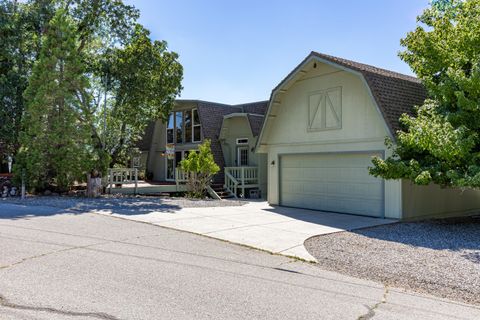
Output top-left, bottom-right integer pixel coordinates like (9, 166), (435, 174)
(279, 152), (384, 217)
(258, 52), (480, 220)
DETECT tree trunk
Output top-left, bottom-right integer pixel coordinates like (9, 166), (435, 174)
(87, 172), (102, 197)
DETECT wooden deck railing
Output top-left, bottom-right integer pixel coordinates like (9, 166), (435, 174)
(224, 167), (258, 198)
(224, 171), (239, 198)
(175, 168), (189, 185)
(107, 168), (138, 194)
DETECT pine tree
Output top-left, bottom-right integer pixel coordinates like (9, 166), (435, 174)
(15, 9), (93, 192)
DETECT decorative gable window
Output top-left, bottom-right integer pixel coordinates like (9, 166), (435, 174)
(308, 87), (342, 131)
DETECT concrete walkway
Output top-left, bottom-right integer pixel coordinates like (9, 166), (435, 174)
(95, 201), (395, 261)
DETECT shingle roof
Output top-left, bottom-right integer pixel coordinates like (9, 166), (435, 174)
(196, 102), (243, 172)
(236, 101), (268, 137)
(237, 101), (269, 115)
(247, 114), (265, 137)
(309, 52), (427, 134)
(270, 52), (428, 136)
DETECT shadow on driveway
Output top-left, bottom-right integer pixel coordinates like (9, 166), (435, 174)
(0, 197), (182, 220)
(262, 204), (394, 231)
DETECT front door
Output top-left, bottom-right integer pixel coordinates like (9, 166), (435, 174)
(166, 151), (185, 181)
(166, 157), (175, 181)
(237, 147), (249, 166)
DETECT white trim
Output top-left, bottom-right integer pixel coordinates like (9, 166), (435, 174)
(236, 138), (249, 145)
(237, 146), (249, 166)
(263, 137), (385, 147)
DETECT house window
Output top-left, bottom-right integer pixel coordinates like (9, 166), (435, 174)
(166, 109), (202, 144)
(236, 138), (249, 145)
(175, 111), (183, 143)
(237, 147), (249, 166)
(193, 109), (201, 142)
(185, 110), (192, 143)
(166, 113), (174, 144)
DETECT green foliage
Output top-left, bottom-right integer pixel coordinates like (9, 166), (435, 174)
(0, 0), (55, 164)
(180, 140), (220, 198)
(14, 9), (94, 192)
(370, 0), (480, 188)
(103, 25), (183, 166)
(2, 0), (183, 191)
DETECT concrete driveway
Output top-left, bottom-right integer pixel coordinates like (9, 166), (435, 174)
(95, 201), (395, 261)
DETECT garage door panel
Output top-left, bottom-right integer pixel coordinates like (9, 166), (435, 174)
(280, 153), (384, 217)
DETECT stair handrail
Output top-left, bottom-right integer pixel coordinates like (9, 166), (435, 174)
(206, 185), (222, 200)
(224, 171), (239, 198)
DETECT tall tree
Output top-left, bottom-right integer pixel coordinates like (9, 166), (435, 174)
(0, 0), (55, 168)
(16, 9), (94, 191)
(103, 25), (183, 167)
(1, 0), (140, 166)
(6, 0), (183, 190)
(370, 0), (480, 188)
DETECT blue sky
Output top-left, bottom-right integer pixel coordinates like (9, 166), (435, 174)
(126, 0), (430, 104)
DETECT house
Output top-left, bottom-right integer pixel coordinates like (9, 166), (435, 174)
(255, 51), (480, 220)
(138, 51), (480, 219)
(138, 100), (268, 198)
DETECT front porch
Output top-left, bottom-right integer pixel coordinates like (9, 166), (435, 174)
(224, 166), (260, 198)
(106, 166), (261, 198)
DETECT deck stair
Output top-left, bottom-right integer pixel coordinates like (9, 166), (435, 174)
(211, 183), (235, 199)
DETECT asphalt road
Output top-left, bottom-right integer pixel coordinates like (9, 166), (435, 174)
(1, 202), (479, 320)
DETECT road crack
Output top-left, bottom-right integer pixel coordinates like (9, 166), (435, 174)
(357, 285), (389, 320)
(0, 294), (121, 319)
(0, 241), (108, 271)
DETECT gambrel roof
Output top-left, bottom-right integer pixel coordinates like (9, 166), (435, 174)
(257, 52), (428, 149)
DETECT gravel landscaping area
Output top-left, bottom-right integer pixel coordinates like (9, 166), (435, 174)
(1, 195), (245, 214)
(305, 216), (480, 305)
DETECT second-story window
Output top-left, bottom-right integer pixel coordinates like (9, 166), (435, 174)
(193, 109), (201, 142)
(167, 113), (174, 144)
(185, 110), (192, 143)
(175, 111), (183, 143)
(166, 109), (202, 144)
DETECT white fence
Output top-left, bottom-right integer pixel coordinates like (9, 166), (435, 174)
(107, 168), (138, 194)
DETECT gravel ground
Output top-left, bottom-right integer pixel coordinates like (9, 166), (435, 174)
(305, 216), (480, 305)
(1, 194), (245, 213)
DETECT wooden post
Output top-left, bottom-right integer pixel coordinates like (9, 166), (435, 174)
(241, 167), (245, 198)
(87, 173), (92, 197)
(108, 169), (112, 194)
(21, 170), (25, 200)
(134, 168), (138, 195)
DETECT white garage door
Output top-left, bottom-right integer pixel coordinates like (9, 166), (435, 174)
(280, 152), (384, 217)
